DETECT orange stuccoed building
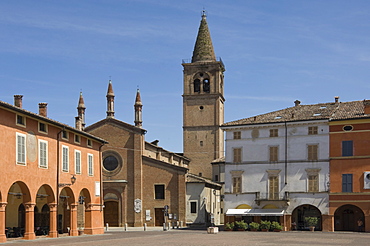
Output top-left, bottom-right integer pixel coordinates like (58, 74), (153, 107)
(0, 95), (107, 243)
(329, 99), (370, 232)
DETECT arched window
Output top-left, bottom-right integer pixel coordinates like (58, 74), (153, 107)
(194, 79), (200, 93)
(203, 79), (210, 93)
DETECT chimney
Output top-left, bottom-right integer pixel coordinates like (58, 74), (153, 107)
(38, 103), (48, 117)
(75, 116), (82, 131)
(14, 95), (23, 108)
(335, 96), (339, 103)
(364, 100), (370, 115)
(294, 100), (301, 106)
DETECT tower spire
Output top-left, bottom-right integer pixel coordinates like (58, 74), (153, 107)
(106, 80), (115, 118)
(191, 10), (216, 63)
(134, 88), (143, 127)
(77, 91), (86, 130)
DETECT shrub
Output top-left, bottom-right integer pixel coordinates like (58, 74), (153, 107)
(260, 220), (271, 230)
(270, 221), (283, 231)
(249, 222), (260, 230)
(225, 222), (234, 230)
(234, 220), (248, 230)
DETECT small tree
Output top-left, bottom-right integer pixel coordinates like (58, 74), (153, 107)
(305, 217), (318, 227)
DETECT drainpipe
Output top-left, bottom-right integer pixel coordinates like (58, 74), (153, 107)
(56, 127), (65, 237)
(99, 143), (105, 212)
(284, 122), (288, 185)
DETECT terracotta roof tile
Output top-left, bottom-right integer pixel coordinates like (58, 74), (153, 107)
(223, 100), (370, 126)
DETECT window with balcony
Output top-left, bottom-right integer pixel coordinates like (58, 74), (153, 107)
(269, 176), (279, 200)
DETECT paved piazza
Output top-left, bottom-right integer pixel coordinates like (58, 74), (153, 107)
(4, 229), (370, 246)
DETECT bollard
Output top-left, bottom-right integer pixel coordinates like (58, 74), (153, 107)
(144, 223), (147, 231)
(124, 223), (128, 231)
(163, 222), (167, 231)
(106, 223), (109, 231)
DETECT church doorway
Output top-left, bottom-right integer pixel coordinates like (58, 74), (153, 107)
(104, 201), (119, 227)
(155, 208), (164, 226)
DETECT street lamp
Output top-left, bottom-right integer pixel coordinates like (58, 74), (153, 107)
(58, 175), (77, 187)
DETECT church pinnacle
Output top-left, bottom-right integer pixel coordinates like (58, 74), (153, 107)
(134, 88), (143, 128)
(191, 10), (216, 63)
(106, 80), (115, 118)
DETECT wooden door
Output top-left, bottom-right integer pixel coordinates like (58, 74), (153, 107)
(104, 201), (119, 227)
(155, 208), (164, 226)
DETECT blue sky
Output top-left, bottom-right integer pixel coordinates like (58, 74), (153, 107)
(1, 0), (370, 153)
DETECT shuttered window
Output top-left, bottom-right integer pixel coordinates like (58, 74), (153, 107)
(308, 175), (319, 192)
(342, 141), (353, 156)
(39, 140), (48, 168)
(342, 174), (353, 192)
(269, 176), (279, 200)
(62, 146), (69, 172)
(233, 148), (242, 163)
(88, 154), (94, 176)
(75, 150), (81, 174)
(16, 133), (26, 165)
(232, 177), (241, 194)
(308, 145), (318, 161)
(269, 146), (278, 162)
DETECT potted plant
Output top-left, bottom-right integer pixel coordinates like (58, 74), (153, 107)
(249, 222), (260, 231)
(305, 217), (318, 231)
(260, 220), (271, 231)
(270, 221), (283, 232)
(234, 220), (248, 231)
(224, 222), (234, 231)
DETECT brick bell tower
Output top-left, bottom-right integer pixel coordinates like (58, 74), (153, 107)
(182, 11), (225, 179)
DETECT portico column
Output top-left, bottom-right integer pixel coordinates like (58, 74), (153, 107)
(23, 203), (36, 240)
(70, 203), (78, 236)
(48, 203), (58, 238)
(0, 202), (7, 243)
(85, 204), (104, 235)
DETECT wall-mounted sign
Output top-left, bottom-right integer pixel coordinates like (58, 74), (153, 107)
(134, 199), (142, 213)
